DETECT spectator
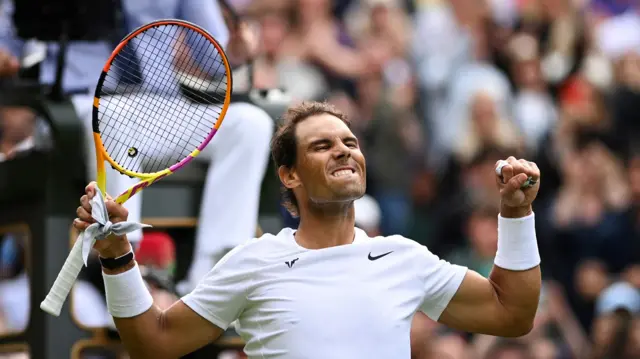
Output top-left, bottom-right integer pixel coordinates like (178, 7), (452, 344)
(506, 32), (558, 152)
(452, 90), (522, 166)
(446, 203), (499, 278)
(590, 281), (640, 359)
(0, 232), (27, 335)
(251, 6), (329, 101)
(136, 231), (180, 310)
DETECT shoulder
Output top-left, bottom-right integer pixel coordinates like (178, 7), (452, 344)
(214, 228), (301, 269)
(362, 230), (426, 248)
(357, 229), (435, 257)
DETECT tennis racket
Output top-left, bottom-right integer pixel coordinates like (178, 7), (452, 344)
(40, 19), (232, 317)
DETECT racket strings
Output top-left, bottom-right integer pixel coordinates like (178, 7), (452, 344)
(104, 28), (216, 167)
(97, 23), (228, 174)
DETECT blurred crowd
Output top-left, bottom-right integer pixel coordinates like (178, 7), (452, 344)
(2, 0), (640, 358)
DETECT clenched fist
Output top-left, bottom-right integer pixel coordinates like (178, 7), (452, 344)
(495, 157), (540, 218)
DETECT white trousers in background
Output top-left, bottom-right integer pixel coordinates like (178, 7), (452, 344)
(71, 95), (274, 283)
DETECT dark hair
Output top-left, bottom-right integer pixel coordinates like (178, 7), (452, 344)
(270, 101), (351, 216)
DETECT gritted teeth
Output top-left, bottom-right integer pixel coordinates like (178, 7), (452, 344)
(332, 169), (354, 177)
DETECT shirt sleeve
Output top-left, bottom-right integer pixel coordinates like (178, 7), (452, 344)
(181, 244), (252, 330)
(415, 244), (468, 321)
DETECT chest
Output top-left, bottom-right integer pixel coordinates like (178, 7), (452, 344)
(241, 249), (423, 329)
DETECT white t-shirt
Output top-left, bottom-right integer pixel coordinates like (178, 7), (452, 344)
(182, 228), (468, 359)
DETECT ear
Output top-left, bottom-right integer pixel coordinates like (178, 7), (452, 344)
(278, 165), (301, 190)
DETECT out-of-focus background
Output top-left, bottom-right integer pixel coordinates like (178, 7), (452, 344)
(1, 0), (639, 358)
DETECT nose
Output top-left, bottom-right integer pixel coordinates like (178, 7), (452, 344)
(332, 141), (351, 160)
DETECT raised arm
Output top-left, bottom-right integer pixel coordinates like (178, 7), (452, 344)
(74, 182), (246, 359)
(438, 157), (542, 337)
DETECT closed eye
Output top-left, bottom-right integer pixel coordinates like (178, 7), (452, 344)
(310, 139), (332, 151)
(344, 138), (359, 148)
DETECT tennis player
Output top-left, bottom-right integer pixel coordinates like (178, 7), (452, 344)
(74, 101), (542, 359)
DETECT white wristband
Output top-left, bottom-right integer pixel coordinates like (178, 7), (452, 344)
(103, 262), (154, 318)
(494, 213), (540, 271)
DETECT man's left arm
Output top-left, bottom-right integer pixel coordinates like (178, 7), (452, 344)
(439, 259), (540, 337)
(439, 157), (542, 337)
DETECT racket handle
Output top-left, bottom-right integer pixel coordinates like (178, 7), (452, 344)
(40, 236), (84, 317)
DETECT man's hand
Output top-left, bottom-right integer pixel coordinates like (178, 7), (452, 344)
(0, 49), (19, 77)
(495, 157), (540, 218)
(73, 182), (132, 258)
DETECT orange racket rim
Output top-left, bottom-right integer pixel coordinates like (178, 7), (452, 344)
(92, 18), (233, 179)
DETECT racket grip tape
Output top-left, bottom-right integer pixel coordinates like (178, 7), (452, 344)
(40, 236), (84, 316)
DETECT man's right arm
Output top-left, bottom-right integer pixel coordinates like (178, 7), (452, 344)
(103, 259), (224, 359)
(103, 239), (251, 359)
(102, 240), (252, 359)
(76, 183), (250, 359)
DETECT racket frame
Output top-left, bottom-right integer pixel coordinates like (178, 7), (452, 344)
(92, 19), (233, 204)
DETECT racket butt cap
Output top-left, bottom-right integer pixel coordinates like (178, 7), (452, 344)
(40, 299), (62, 317)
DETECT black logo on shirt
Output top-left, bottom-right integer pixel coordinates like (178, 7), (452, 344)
(285, 258), (299, 268)
(368, 251), (393, 261)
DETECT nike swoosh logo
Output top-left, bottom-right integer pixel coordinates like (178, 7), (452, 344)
(368, 251), (393, 261)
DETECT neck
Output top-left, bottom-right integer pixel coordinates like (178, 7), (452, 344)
(295, 202), (356, 249)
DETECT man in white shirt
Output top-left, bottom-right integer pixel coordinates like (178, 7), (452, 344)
(74, 101), (542, 358)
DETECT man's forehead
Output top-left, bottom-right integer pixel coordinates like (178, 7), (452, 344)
(296, 114), (352, 143)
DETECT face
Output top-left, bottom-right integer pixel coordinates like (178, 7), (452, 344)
(280, 114), (366, 209)
(297, 0), (330, 21)
(260, 13), (287, 55)
(471, 93), (498, 137)
(575, 260), (609, 300)
(370, 6), (389, 30)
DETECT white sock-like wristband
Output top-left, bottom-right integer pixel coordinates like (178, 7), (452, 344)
(103, 263), (154, 318)
(494, 213), (540, 271)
